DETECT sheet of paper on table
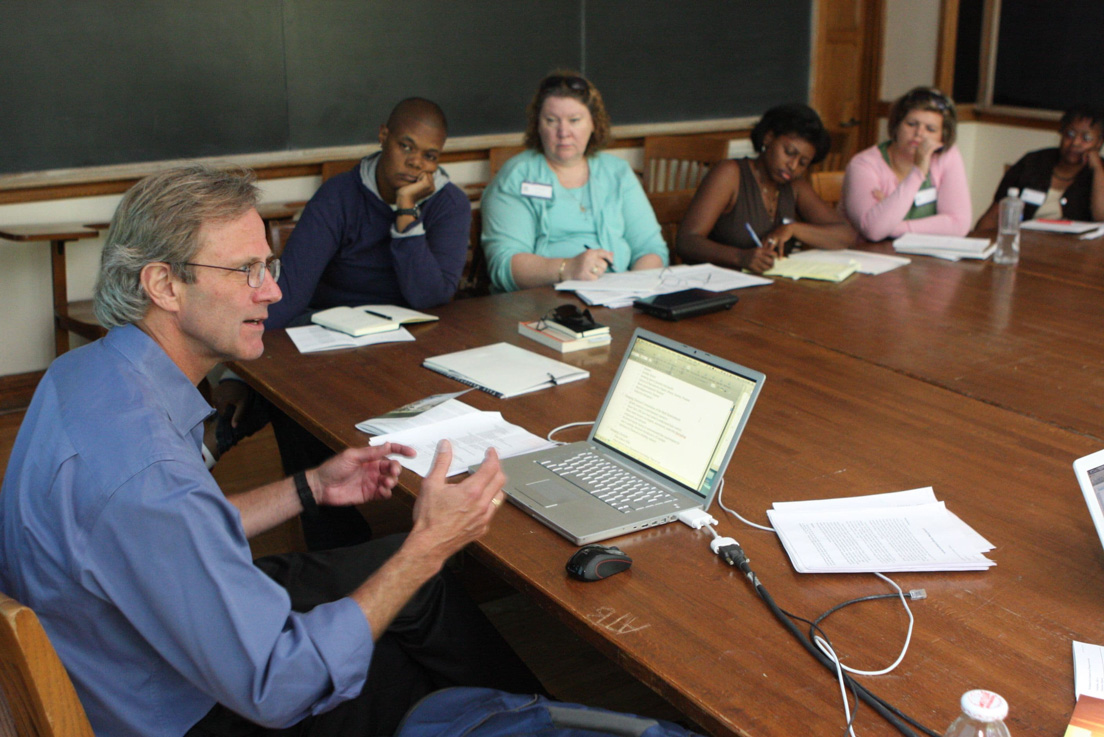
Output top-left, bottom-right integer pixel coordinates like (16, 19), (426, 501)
(286, 324), (414, 353)
(558, 264), (771, 308)
(1074, 641), (1104, 701)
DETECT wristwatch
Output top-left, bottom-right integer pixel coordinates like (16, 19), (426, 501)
(395, 204), (420, 219)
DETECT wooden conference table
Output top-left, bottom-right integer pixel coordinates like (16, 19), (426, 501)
(232, 237), (1104, 737)
(735, 231), (1104, 441)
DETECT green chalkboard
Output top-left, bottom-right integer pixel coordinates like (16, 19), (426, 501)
(0, 0), (811, 175)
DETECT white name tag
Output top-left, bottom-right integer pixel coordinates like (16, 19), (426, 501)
(913, 187), (937, 207)
(520, 181), (553, 200)
(1020, 188), (1046, 206)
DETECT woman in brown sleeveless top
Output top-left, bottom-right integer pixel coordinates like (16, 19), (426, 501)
(678, 104), (855, 274)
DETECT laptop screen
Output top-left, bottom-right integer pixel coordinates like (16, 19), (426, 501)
(592, 333), (761, 498)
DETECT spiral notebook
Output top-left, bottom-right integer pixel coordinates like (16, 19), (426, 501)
(423, 342), (589, 398)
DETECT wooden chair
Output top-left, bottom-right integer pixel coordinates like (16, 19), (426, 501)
(810, 171), (845, 208)
(268, 220), (297, 259)
(488, 145), (525, 178)
(0, 591), (94, 737)
(320, 158), (361, 183)
(458, 145), (527, 298)
(647, 189), (697, 264)
(641, 135), (730, 194)
(817, 129), (856, 173)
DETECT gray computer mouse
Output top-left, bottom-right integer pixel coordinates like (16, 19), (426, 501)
(566, 544), (632, 581)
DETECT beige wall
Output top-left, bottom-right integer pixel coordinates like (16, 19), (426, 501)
(956, 123), (1057, 219)
(881, 0), (941, 100)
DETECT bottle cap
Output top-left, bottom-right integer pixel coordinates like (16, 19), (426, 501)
(960, 690), (1008, 722)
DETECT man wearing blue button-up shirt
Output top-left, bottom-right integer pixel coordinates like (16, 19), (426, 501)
(0, 165), (535, 737)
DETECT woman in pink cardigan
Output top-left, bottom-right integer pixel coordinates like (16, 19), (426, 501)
(841, 87), (971, 242)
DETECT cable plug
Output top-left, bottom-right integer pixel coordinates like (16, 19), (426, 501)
(710, 536), (753, 573)
(908, 589), (927, 600)
(677, 508), (719, 530)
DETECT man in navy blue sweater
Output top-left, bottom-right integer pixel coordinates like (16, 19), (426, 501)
(268, 97), (471, 326)
(217, 99), (472, 548)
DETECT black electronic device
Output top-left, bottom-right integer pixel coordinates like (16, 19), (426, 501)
(566, 544), (633, 582)
(633, 289), (739, 321)
(543, 304), (607, 339)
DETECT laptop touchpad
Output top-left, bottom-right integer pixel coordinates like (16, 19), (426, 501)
(519, 480), (578, 508)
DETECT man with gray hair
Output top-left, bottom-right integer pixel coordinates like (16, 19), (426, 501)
(0, 164), (539, 737)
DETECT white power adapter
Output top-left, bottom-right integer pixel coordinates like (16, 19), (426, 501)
(676, 508), (718, 530)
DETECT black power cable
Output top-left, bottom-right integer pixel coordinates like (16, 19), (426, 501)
(715, 542), (941, 737)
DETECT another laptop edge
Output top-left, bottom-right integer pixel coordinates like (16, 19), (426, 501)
(1073, 448), (1104, 555)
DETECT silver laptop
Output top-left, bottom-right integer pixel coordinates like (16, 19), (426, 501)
(497, 328), (765, 545)
(1073, 449), (1104, 554)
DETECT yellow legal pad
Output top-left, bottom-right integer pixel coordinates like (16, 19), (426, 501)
(763, 256), (860, 283)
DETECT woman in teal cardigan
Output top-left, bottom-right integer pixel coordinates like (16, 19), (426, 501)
(481, 72), (668, 292)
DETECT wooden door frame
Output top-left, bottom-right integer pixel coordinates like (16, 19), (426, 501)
(856, 0), (885, 149)
(809, 0), (886, 155)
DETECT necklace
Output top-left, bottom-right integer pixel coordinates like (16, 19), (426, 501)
(1053, 170), (1077, 182)
(563, 183), (589, 213)
(752, 160), (779, 219)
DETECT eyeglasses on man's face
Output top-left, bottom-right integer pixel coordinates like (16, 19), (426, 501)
(180, 257), (281, 288)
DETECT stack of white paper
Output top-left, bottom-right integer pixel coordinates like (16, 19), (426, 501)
(557, 264), (771, 308)
(892, 234), (995, 261)
(356, 393), (473, 436)
(366, 404), (555, 477)
(766, 487), (995, 573)
(1020, 219), (1102, 235)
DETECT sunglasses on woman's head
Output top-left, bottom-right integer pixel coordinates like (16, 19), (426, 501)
(540, 75), (589, 94)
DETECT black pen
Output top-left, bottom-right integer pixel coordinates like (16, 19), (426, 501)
(584, 244), (613, 268)
(362, 309), (393, 320)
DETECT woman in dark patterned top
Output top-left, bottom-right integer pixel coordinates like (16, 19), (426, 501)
(678, 104), (855, 274)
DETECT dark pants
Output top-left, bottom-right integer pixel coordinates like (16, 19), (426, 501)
(186, 535), (543, 737)
(267, 401), (374, 551)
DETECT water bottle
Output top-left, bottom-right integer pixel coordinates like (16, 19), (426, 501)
(943, 690), (1011, 737)
(994, 196), (1023, 266)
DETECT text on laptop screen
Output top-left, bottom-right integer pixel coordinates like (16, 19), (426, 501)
(592, 337), (757, 495)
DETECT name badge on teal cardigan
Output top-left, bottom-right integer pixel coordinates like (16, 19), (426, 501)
(520, 181), (553, 199)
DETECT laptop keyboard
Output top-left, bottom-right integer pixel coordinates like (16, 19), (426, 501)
(539, 450), (678, 513)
